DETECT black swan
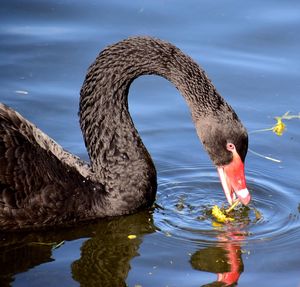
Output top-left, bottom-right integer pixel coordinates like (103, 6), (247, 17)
(0, 36), (250, 230)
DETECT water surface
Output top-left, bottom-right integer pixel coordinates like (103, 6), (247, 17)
(1, 1), (300, 286)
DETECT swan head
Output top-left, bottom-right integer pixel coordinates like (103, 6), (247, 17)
(195, 115), (251, 206)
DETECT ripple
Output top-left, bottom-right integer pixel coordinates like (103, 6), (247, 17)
(154, 164), (300, 250)
(244, 169), (300, 249)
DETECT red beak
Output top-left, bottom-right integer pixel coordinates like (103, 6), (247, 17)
(217, 151), (251, 206)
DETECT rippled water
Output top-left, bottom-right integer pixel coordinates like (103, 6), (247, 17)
(1, 1), (300, 286)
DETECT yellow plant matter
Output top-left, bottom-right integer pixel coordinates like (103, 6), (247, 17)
(211, 205), (234, 223)
(251, 111), (300, 137)
(272, 117), (286, 136)
(127, 234), (137, 239)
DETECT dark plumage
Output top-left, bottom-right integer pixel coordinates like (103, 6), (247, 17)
(0, 36), (248, 230)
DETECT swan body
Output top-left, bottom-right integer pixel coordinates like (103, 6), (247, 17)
(0, 37), (249, 230)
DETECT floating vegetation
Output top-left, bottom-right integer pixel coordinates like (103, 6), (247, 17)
(249, 111), (300, 162)
(225, 199), (241, 213)
(253, 207), (262, 221)
(52, 241), (65, 250)
(28, 240), (65, 250)
(211, 205), (234, 223)
(175, 197), (185, 211)
(272, 117), (286, 136)
(15, 90), (29, 95)
(127, 234), (137, 240)
(251, 111), (300, 137)
(210, 200), (262, 225)
(248, 148), (281, 163)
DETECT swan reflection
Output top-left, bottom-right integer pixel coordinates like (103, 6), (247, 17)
(0, 211), (248, 286)
(191, 229), (246, 286)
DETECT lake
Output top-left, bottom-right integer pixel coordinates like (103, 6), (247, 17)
(1, 1), (300, 286)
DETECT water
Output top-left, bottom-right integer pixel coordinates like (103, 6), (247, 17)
(1, 1), (300, 286)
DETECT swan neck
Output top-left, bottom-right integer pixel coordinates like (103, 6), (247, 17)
(79, 37), (230, 176)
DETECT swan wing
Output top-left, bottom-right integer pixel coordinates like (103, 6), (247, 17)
(0, 103), (95, 228)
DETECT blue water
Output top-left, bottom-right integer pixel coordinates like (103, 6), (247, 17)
(1, 1), (300, 286)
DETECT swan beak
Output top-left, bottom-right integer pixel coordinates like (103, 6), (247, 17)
(217, 153), (251, 206)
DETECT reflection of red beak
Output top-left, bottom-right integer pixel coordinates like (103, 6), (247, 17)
(217, 233), (243, 285)
(217, 150), (251, 206)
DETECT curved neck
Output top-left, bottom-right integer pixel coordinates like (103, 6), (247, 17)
(79, 37), (232, 185)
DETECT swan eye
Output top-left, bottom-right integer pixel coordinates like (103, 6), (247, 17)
(226, 142), (235, 151)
